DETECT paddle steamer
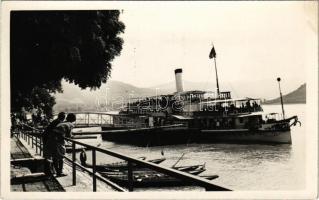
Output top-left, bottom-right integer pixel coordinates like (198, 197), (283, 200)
(103, 46), (300, 145)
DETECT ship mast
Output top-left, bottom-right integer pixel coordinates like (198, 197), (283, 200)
(277, 77), (286, 119)
(209, 44), (220, 98)
(214, 56), (220, 98)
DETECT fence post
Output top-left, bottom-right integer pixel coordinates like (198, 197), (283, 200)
(32, 135), (34, 148)
(35, 136), (38, 153)
(28, 134), (30, 145)
(92, 149), (97, 192)
(127, 161), (134, 192)
(72, 142), (76, 185)
(39, 135), (42, 156)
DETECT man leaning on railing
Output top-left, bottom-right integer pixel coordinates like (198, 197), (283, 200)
(42, 112), (66, 174)
(51, 113), (76, 177)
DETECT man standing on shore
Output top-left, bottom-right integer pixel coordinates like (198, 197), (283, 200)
(43, 112), (66, 174)
(52, 113), (76, 177)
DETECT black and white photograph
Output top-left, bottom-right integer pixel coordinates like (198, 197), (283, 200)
(1, 1), (318, 199)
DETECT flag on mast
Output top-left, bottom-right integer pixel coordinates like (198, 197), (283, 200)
(209, 45), (216, 59)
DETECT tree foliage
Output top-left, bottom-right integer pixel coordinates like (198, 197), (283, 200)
(11, 11), (125, 115)
(30, 87), (56, 118)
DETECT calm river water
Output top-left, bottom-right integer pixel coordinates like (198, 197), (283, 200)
(77, 104), (306, 191)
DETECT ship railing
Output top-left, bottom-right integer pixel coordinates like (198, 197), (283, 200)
(16, 125), (231, 192)
(195, 106), (263, 116)
(53, 112), (113, 128)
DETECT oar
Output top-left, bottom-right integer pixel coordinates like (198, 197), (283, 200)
(172, 153), (185, 168)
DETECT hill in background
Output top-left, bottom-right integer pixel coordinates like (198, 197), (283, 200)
(264, 83), (306, 104)
(53, 80), (306, 112)
(53, 80), (168, 112)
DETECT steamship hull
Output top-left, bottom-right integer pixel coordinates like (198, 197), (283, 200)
(101, 126), (292, 146)
(199, 129), (291, 144)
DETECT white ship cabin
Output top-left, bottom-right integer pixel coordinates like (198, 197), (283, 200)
(124, 94), (174, 115)
(173, 91), (233, 113)
(174, 91), (231, 101)
(189, 98), (264, 130)
(197, 97), (263, 115)
(174, 90), (205, 101)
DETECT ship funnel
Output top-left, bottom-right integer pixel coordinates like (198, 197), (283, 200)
(174, 68), (184, 93)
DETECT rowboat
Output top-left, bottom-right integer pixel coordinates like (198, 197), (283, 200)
(170, 153), (206, 172)
(100, 167), (205, 176)
(79, 150), (166, 172)
(99, 168), (214, 188)
(173, 164), (205, 172)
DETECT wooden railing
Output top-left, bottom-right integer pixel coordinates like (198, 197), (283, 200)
(16, 125), (231, 192)
(16, 127), (44, 156)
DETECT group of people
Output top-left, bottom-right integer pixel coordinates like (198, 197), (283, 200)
(11, 108), (49, 133)
(42, 112), (76, 177)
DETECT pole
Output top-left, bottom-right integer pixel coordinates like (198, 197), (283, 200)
(92, 149), (97, 192)
(72, 142), (76, 185)
(127, 161), (134, 192)
(277, 77), (285, 119)
(214, 57), (220, 98)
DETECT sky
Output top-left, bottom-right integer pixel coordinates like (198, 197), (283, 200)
(108, 1), (317, 88)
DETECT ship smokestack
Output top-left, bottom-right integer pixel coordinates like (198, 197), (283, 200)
(174, 68), (184, 93)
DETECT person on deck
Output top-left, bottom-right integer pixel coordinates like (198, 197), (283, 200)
(52, 113), (76, 177)
(42, 112), (66, 174)
(246, 100), (251, 112)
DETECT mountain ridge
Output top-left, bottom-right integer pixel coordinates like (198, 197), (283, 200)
(264, 83), (306, 104)
(53, 80), (306, 112)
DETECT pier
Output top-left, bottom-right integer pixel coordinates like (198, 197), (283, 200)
(71, 112), (114, 128)
(11, 125), (231, 192)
